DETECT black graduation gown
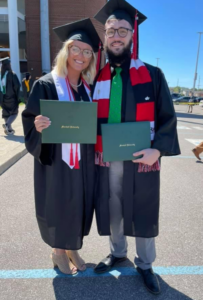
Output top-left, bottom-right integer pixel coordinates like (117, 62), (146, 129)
(22, 73), (95, 250)
(22, 78), (34, 103)
(1, 72), (20, 118)
(94, 63), (181, 238)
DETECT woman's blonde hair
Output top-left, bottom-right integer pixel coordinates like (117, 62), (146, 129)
(53, 40), (96, 84)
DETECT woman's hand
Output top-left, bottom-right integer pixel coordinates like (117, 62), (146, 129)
(132, 149), (160, 166)
(34, 115), (51, 133)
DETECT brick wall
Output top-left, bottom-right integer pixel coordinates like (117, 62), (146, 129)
(25, 0), (41, 79)
(25, 0), (106, 79)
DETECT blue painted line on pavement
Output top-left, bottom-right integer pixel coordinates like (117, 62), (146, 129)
(0, 266), (203, 279)
(178, 133), (203, 135)
(171, 156), (203, 159)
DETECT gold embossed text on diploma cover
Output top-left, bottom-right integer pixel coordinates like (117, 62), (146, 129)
(101, 122), (151, 162)
(40, 100), (97, 144)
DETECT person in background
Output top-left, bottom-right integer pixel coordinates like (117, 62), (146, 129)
(35, 72), (47, 81)
(192, 141), (203, 160)
(22, 72), (34, 105)
(0, 57), (21, 135)
(188, 97), (194, 113)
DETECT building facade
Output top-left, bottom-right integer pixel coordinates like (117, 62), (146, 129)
(0, 0), (26, 81)
(0, 0), (106, 80)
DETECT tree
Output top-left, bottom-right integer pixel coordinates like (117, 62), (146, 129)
(173, 86), (181, 93)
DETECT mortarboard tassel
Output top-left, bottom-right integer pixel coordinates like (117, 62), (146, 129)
(132, 11), (138, 60)
(69, 143), (74, 166)
(74, 144), (80, 169)
(96, 41), (102, 74)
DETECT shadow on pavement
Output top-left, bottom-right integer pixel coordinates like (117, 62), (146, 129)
(85, 259), (135, 269)
(176, 112), (203, 119)
(52, 270), (194, 300)
(3, 135), (24, 143)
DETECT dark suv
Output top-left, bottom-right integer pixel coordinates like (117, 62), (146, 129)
(171, 93), (181, 99)
(196, 97), (203, 102)
(173, 96), (191, 103)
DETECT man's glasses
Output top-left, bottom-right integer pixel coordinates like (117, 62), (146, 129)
(69, 46), (93, 58)
(105, 27), (133, 38)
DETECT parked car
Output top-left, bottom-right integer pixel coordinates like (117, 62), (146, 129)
(196, 97), (203, 103)
(199, 100), (203, 107)
(191, 97), (198, 103)
(173, 96), (191, 103)
(171, 93), (181, 99)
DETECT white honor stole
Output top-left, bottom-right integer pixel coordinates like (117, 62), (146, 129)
(0, 71), (8, 94)
(51, 70), (91, 169)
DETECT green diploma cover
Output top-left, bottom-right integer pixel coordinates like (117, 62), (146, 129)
(101, 122), (151, 162)
(40, 100), (97, 144)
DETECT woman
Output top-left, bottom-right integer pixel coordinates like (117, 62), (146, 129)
(0, 57), (21, 135)
(22, 18), (100, 275)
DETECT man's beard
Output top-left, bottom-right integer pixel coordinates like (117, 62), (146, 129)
(105, 40), (132, 65)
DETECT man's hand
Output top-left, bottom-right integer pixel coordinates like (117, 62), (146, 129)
(34, 115), (51, 133)
(132, 149), (160, 166)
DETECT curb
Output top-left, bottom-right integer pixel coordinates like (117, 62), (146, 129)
(0, 148), (28, 176)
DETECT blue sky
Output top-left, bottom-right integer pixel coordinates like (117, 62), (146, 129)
(127, 0), (203, 88)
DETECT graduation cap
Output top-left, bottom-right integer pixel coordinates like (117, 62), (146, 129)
(53, 18), (101, 53)
(94, 0), (147, 27)
(0, 57), (10, 65)
(94, 0), (147, 59)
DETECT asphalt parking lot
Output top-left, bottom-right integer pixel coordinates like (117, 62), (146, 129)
(0, 104), (202, 300)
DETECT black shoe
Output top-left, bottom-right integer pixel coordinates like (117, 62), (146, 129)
(137, 267), (161, 295)
(2, 124), (9, 135)
(94, 254), (127, 274)
(7, 130), (15, 135)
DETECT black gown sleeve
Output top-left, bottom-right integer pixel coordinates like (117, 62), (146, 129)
(152, 68), (181, 156)
(12, 73), (21, 100)
(22, 80), (53, 165)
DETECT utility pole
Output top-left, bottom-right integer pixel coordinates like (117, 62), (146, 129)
(156, 58), (160, 67)
(193, 32), (203, 96)
(177, 79), (180, 93)
(198, 76), (200, 90)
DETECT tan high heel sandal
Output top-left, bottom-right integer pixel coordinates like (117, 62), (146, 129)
(66, 250), (86, 271)
(51, 252), (78, 275)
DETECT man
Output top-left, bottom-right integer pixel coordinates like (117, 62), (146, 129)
(22, 72), (34, 105)
(188, 97), (194, 113)
(92, 0), (180, 295)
